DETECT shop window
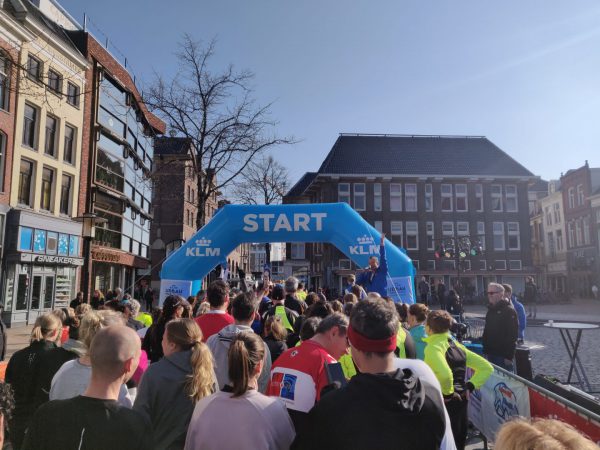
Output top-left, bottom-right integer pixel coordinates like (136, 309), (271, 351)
(47, 232), (58, 255)
(20, 226), (33, 251)
(33, 229), (46, 252)
(69, 235), (79, 256)
(58, 233), (69, 255)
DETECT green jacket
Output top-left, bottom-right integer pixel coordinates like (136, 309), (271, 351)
(423, 332), (493, 396)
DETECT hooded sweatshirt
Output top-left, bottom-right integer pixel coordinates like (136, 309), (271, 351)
(206, 324), (272, 393)
(292, 366), (446, 450)
(134, 350), (211, 450)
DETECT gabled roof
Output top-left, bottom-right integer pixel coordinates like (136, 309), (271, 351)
(318, 134), (534, 177)
(154, 137), (193, 156)
(286, 172), (317, 197)
(529, 178), (548, 192)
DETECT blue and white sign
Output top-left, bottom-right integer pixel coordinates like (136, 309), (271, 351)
(160, 203), (416, 303)
(159, 279), (193, 305)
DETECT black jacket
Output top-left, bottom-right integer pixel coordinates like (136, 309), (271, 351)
(482, 299), (519, 360)
(0, 316), (7, 361)
(263, 334), (287, 364)
(142, 321), (168, 363)
(284, 294), (305, 316)
(524, 281), (538, 303)
(292, 368), (445, 450)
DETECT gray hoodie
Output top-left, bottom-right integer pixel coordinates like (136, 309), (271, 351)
(206, 324), (272, 393)
(134, 350), (208, 450)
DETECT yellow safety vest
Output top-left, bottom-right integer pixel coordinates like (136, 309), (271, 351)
(339, 353), (357, 379)
(275, 305), (294, 331)
(396, 328), (407, 359)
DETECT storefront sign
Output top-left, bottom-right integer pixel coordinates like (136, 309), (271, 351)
(91, 250), (121, 263)
(20, 253), (84, 266)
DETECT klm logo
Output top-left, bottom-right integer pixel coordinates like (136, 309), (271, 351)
(166, 285), (184, 295)
(349, 236), (379, 255)
(185, 238), (221, 257)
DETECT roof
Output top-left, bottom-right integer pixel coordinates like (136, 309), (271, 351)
(286, 172), (317, 197)
(317, 134), (535, 177)
(529, 178), (548, 192)
(154, 137), (193, 156)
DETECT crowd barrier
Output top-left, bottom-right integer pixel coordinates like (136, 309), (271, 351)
(468, 364), (600, 445)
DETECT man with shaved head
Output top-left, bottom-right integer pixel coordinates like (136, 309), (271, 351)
(23, 326), (150, 450)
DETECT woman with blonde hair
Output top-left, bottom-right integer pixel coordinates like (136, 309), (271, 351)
(495, 418), (598, 450)
(134, 318), (215, 449)
(5, 313), (62, 449)
(263, 315), (288, 363)
(185, 332), (295, 450)
(49, 310), (132, 407)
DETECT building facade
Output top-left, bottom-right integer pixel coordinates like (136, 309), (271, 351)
(65, 30), (166, 297)
(1, 1), (87, 326)
(539, 181), (567, 293)
(284, 134), (537, 298)
(560, 163), (600, 297)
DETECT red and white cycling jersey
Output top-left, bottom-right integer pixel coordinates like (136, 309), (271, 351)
(267, 340), (336, 413)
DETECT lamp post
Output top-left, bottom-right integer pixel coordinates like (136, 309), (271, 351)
(74, 212), (107, 303)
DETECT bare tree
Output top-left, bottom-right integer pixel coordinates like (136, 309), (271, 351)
(144, 35), (295, 228)
(232, 155), (290, 206)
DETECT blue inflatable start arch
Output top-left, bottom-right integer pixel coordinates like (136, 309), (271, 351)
(159, 203), (415, 303)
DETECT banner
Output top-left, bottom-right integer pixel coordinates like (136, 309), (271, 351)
(529, 388), (600, 445)
(159, 279), (193, 306)
(468, 370), (531, 441)
(387, 276), (415, 303)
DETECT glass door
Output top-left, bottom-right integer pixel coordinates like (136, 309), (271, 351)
(43, 275), (55, 310)
(27, 274), (43, 324)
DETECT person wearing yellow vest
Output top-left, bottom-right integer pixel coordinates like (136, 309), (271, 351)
(424, 310), (493, 450)
(296, 282), (308, 302)
(261, 284), (298, 333)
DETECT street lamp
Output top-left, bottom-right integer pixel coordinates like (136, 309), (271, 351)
(74, 212), (107, 303)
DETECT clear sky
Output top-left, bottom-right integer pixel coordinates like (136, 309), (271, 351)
(60, 0), (600, 186)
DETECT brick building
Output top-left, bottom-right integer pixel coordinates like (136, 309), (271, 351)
(284, 134), (537, 298)
(560, 162), (600, 297)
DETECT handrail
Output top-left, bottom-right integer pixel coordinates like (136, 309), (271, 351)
(492, 364), (600, 423)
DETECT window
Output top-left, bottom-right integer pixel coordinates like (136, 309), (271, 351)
(477, 222), (486, 250)
(374, 221), (383, 233)
(60, 174), (72, 215)
(22, 103), (38, 148)
(495, 260), (507, 270)
(0, 53), (9, 110)
(545, 206), (552, 226)
(441, 184), (453, 211)
(27, 54), (41, 81)
(575, 220), (582, 246)
(480, 260), (487, 270)
(556, 229), (563, 251)
(405, 183), (417, 211)
(577, 184), (585, 206)
(507, 222), (520, 250)
(427, 260), (436, 271)
(291, 243), (305, 259)
(426, 222), (434, 250)
(47, 69), (61, 94)
(508, 260), (522, 270)
(338, 183), (350, 203)
(373, 183), (382, 211)
(18, 159), (34, 206)
(422, 183), (432, 212)
(455, 184), (467, 211)
(354, 183), (365, 211)
(493, 222), (505, 250)
(45, 115), (58, 156)
(63, 124), (76, 164)
(505, 185), (518, 212)
(583, 217), (590, 245)
(390, 183), (402, 211)
(390, 221), (403, 247)
(547, 232), (555, 257)
(491, 185), (503, 212)
(457, 221), (469, 236)
(40, 167), (54, 211)
(66, 82), (80, 107)
(405, 221), (418, 250)
(462, 260), (471, 271)
(339, 259), (351, 270)
(475, 184), (483, 212)
(442, 221), (454, 236)
(412, 260), (420, 270)
(568, 188), (575, 209)
(568, 222), (575, 248)
(0, 132), (5, 190)
(553, 203), (561, 223)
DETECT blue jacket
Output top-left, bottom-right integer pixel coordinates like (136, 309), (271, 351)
(356, 244), (388, 297)
(510, 294), (526, 340)
(409, 323), (427, 360)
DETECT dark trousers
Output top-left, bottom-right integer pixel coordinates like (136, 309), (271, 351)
(419, 293), (428, 304)
(145, 297), (153, 312)
(446, 397), (469, 450)
(487, 354), (514, 372)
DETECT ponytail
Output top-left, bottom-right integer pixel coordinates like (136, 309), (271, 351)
(165, 318), (215, 402)
(228, 332), (264, 398)
(30, 313), (62, 343)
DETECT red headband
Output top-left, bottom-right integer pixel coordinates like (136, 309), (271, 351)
(347, 324), (396, 353)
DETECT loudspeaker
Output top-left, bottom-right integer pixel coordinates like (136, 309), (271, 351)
(515, 346), (533, 381)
